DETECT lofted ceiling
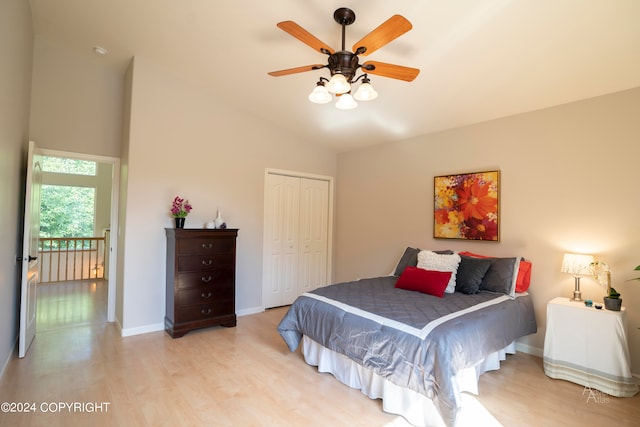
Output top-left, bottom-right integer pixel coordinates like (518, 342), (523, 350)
(29, 0), (640, 153)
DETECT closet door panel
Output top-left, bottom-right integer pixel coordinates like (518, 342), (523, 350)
(298, 178), (329, 294)
(264, 174), (300, 307)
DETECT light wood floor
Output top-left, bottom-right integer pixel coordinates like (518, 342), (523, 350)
(1, 281), (638, 426)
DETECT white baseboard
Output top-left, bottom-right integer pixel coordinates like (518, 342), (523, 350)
(116, 307), (266, 337)
(120, 322), (164, 337)
(0, 335), (18, 380)
(237, 306), (264, 317)
(515, 341), (543, 358)
(115, 307), (269, 337)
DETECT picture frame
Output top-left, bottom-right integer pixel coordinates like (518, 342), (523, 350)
(433, 170), (500, 241)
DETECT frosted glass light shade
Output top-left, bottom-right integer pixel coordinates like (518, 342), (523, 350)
(308, 85), (332, 104)
(335, 93), (357, 110)
(326, 74), (351, 94)
(354, 82), (378, 101)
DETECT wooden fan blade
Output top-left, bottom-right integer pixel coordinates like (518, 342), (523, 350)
(268, 64), (326, 77)
(277, 21), (335, 54)
(352, 15), (412, 56)
(362, 61), (420, 82)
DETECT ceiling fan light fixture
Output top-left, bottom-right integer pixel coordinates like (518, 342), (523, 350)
(326, 73), (351, 94)
(353, 81), (378, 101)
(335, 93), (357, 110)
(269, 8), (419, 110)
(308, 83), (332, 104)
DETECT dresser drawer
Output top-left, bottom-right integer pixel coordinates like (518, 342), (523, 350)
(177, 237), (235, 255)
(177, 253), (234, 272)
(176, 270), (233, 289)
(177, 285), (234, 306)
(176, 300), (234, 323)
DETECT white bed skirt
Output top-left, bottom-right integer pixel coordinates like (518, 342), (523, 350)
(302, 336), (514, 427)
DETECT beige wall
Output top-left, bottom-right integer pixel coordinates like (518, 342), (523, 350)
(0, 0), (33, 371)
(335, 87), (640, 372)
(115, 61), (134, 328)
(118, 56), (337, 333)
(29, 37), (123, 158)
(95, 162), (113, 234)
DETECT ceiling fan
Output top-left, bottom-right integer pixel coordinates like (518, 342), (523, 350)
(268, 8), (420, 109)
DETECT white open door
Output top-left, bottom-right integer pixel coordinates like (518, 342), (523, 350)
(19, 141), (43, 358)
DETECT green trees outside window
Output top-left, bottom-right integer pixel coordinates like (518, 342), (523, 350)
(39, 157), (97, 249)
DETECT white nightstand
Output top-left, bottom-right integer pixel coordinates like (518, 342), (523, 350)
(543, 296), (638, 397)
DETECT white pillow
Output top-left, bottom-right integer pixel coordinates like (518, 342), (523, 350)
(417, 250), (461, 293)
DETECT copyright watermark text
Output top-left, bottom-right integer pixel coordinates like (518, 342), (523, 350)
(1, 401), (111, 413)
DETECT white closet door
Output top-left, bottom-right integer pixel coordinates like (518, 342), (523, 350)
(298, 178), (329, 294)
(264, 174), (300, 308)
(263, 171), (332, 309)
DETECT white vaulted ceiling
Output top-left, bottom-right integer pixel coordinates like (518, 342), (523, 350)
(28, 0), (640, 152)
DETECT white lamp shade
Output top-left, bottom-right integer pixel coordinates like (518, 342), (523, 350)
(560, 253), (594, 276)
(353, 82), (378, 101)
(308, 85), (332, 104)
(326, 74), (351, 94)
(335, 93), (357, 110)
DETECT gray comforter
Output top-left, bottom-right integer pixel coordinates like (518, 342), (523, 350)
(277, 276), (537, 426)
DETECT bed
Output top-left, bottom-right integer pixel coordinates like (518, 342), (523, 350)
(277, 248), (537, 427)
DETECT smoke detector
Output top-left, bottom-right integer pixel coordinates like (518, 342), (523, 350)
(93, 46), (108, 56)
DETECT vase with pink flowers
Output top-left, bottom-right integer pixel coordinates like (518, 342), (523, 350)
(170, 196), (192, 228)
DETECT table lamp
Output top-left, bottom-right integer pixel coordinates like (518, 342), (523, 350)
(561, 253), (594, 302)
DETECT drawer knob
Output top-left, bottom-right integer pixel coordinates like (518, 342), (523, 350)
(201, 292), (212, 299)
(201, 275), (212, 282)
(202, 259), (213, 266)
(202, 243), (213, 249)
(201, 308), (212, 315)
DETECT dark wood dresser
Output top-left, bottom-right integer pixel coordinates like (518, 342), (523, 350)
(165, 228), (238, 338)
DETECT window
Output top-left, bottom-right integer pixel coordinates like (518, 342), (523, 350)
(39, 156), (98, 248)
(40, 185), (96, 239)
(42, 156), (96, 175)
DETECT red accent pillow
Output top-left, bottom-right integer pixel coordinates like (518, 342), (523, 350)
(395, 267), (452, 297)
(459, 251), (532, 293)
(516, 260), (532, 293)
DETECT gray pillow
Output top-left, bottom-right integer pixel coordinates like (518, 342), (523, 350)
(480, 257), (517, 294)
(393, 247), (420, 276)
(456, 256), (492, 294)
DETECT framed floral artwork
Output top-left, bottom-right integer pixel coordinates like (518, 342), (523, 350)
(433, 170), (500, 241)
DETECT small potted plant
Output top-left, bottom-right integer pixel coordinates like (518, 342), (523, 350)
(591, 262), (640, 311)
(603, 282), (622, 311)
(591, 261), (622, 311)
(171, 196), (192, 228)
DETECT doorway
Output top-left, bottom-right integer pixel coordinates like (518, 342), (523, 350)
(35, 148), (119, 327)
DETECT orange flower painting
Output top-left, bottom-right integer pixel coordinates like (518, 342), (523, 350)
(434, 171), (500, 241)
